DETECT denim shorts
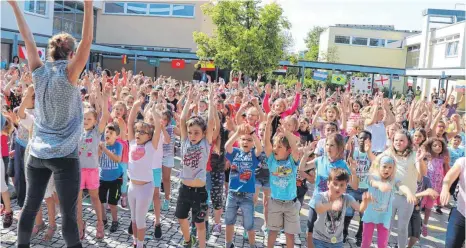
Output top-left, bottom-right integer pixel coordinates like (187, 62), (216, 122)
(255, 178), (270, 188)
(313, 238), (343, 248)
(225, 191), (254, 231)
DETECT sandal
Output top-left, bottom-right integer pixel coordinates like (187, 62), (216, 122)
(96, 223), (105, 239)
(44, 225), (57, 242)
(31, 222), (47, 238)
(79, 221), (86, 240)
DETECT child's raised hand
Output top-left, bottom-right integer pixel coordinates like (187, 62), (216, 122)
(303, 141), (317, 156)
(265, 83), (272, 95)
(295, 82), (302, 93)
(267, 111), (277, 122)
(330, 198), (343, 211)
(362, 192), (374, 203)
(133, 98), (144, 107)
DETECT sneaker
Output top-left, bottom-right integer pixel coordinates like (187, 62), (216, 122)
(212, 224), (222, 236)
(294, 235), (302, 245)
(228, 244), (235, 248)
(154, 224), (162, 239)
(435, 207), (443, 215)
(243, 230), (248, 240)
(421, 225), (428, 237)
(128, 221), (133, 235)
(181, 235), (197, 248)
(3, 211), (13, 228)
(161, 199), (169, 211)
(110, 221), (119, 233)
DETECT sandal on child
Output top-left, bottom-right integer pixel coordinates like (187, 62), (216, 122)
(31, 222), (47, 238)
(96, 223), (105, 239)
(44, 225), (57, 242)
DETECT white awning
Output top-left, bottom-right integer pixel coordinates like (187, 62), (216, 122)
(405, 68), (465, 79)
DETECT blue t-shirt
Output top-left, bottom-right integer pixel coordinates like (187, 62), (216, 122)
(99, 142), (123, 181)
(448, 146), (465, 167)
(267, 154), (298, 201)
(312, 157), (350, 207)
(352, 148), (371, 189)
(226, 148), (259, 193)
(361, 175), (400, 229)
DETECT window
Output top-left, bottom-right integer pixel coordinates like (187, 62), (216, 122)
(446, 41), (459, 57)
(127, 3), (147, 15)
(386, 39), (402, 48)
(104, 2), (195, 18)
(453, 34), (460, 39)
(104, 2), (125, 14)
(172, 4), (194, 17)
(351, 37), (368, 46)
(149, 3), (171, 16)
(24, 0), (47, 16)
(53, 1), (97, 40)
(408, 45), (420, 52)
(369, 38), (385, 47)
(334, 35), (350, 44)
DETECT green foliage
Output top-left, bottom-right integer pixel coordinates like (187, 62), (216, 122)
(193, 0), (290, 76)
(304, 26), (325, 61)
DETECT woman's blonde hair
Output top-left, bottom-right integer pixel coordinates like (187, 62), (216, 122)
(48, 33), (76, 61)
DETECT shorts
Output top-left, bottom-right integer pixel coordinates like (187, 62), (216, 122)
(268, 198), (301, 234)
(255, 178), (270, 188)
(225, 192), (254, 231)
(162, 156), (175, 168)
(99, 176), (123, 205)
(307, 207), (318, 233)
(313, 238), (343, 248)
(0, 158), (7, 193)
(408, 210), (422, 239)
(225, 168), (230, 183)
(175, 184), (208, 223)
(80, 168), (100, 190)
(152, 168), (162, 188)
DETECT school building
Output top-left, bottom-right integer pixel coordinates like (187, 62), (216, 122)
(317, 8), (466, 98)
(1, 0), (214, 80)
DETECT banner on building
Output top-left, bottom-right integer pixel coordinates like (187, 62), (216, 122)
(171, 59), (185, 69)
(374, 75), (389, 87)
(312, 71), (328, 82)
(148, 58), (160, 67)
(350, 76), (372, 94)
(331, 73), (347, 85)
(18, 46), (46, 61)
(199, 61), (215, 71)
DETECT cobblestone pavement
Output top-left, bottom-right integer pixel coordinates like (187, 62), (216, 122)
(1, 159), (450, 248)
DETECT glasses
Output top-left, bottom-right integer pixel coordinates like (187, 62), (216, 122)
(135, 130), (150, 135)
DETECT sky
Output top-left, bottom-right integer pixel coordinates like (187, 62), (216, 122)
(261, 0), (465, 52)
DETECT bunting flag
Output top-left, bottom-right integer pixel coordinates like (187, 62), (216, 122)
(18, 45), (46, 61)
(313, 71), (328, 82)
(331, 74), (347, 85)
(122, 54), (128, 64)
(171, 59), (185, 69)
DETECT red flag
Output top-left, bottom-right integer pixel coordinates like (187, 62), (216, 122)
(18, 46), (27, 59)
(122, 55), (127, 64)
(171, 59), (185, 69)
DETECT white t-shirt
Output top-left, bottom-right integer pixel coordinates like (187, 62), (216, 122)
(128, 134), (163, 182)
(382, 149), (418, 194)
(455, 157), (466, 217)
(365, 122), (386, 153)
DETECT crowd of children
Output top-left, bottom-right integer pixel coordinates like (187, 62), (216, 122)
(1, 1), (466, 248)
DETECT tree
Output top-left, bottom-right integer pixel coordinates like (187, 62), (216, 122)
(319, 45), (339, 62)
(193, 0), (290, 76)
(304, 26), (325, 61)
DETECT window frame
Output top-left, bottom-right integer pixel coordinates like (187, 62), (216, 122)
(334, 35), (350, 45)
(351, 36), (369, 46)
(369, 38), (385, 47)
(103, 2), (195, 18)
(24, 0), (48, 17)
(445, 41), (459, 57)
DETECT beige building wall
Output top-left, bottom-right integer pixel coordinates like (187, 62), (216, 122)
(320, 27), (414, 68)
(95, 1), (213, 51)
(102, 57), (197, 81)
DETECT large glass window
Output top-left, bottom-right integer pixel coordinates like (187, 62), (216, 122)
(104, 2), (195, 17)
(351, 37), (368, 46)
(369, 38), (385, 47)
(446, 41), (459, 57)
(53, 1), (97, 40)
(24, 0), (47, 16)
(104, 2), (125, 13)
(127, 3), (147, 15)
(334, 35), (350, 44)
(172, 4), (194, 17)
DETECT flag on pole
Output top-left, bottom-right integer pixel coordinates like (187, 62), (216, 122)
(18, 46), (46, 61)
(313, 71), (328, 82)
(171, 59), (185, 69)
(331, 74), (347, 85)
(122, 54), (128, 64)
